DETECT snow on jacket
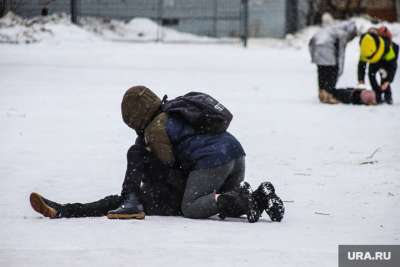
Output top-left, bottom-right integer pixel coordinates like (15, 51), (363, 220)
(309, 21), (357, 76)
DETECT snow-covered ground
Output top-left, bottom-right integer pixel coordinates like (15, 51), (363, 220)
(0, 14), (400, 267)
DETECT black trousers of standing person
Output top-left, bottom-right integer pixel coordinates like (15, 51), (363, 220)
(368, 62), (393, 103)
(317, 65), (339, 93)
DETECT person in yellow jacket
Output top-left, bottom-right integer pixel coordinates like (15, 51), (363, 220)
(358, 27), (399, 104)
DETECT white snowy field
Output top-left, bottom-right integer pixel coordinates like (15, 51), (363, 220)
(1, 21), (400, 267)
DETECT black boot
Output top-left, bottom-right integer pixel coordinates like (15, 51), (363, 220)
(375, 90), (383, 104)
(253, 182), (285, 222)
(107, 193), (145, 219)
(30, 192), (63, 218)
(384, 90), (393, 105)
(217, 182), (260, 223)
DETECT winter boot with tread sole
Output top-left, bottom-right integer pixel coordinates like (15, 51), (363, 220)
(30, 192), (60, 219)
(218, 181), (260, 223)
(253, 181), (285, 222)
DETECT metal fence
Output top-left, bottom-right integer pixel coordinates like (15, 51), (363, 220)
(2, 0), (249, 46)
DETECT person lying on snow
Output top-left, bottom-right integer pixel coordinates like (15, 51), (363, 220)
(318, 87), (376, 105)
(30, 86), (285, 223)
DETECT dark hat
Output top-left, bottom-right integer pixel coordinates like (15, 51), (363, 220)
(121, 86), (161, 130)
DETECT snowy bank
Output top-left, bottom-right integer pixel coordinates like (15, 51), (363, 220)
(0, 12), (222, 44)
(1, 12), (400, 47)
(0, 12), (97, 44)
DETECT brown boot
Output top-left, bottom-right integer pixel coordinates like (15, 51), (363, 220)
(106, 193), (145, 220)
(30, 192), (59, 218)
(319, 89), (339, 104)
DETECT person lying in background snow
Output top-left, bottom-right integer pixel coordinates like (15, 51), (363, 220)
(318, 87), (376, 105)
(30, 86), (285, 223)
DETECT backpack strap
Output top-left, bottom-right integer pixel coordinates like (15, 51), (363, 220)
(161, 94), (168, 104)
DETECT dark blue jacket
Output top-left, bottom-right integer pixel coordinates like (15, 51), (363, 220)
(166, 115), (245, 170)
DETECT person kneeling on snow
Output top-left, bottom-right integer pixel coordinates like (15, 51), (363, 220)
(358, 26), (399, 104)
(309, 20), (357, 104)
(30, 86), (285, 223)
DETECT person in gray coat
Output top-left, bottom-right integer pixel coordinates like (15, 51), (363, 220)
(309, 21), (357, 103)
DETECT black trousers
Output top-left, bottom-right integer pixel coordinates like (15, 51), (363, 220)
(57, 190), (183, 218)
(58, 187), (182, 218)
(331, 88), (363, 105)
(57, 195), (122, 218)
(317, 65), (339, 92)
(57, 145), (185, 218)
(181, 157), (245, 219)
(368, 62), (392, 103)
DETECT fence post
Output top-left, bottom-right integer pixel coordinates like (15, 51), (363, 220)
(156, 0), (163, 42)
(71, 0), (78, 24)
(285, 0), (298, 34)
(213, 0), (218, 37)
(242, 0), (249, 47)
(1, 0), (11, 17)
(396, 0), (400, 21)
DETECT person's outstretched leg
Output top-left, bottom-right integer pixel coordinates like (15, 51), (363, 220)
(30, 192), (122, 218)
